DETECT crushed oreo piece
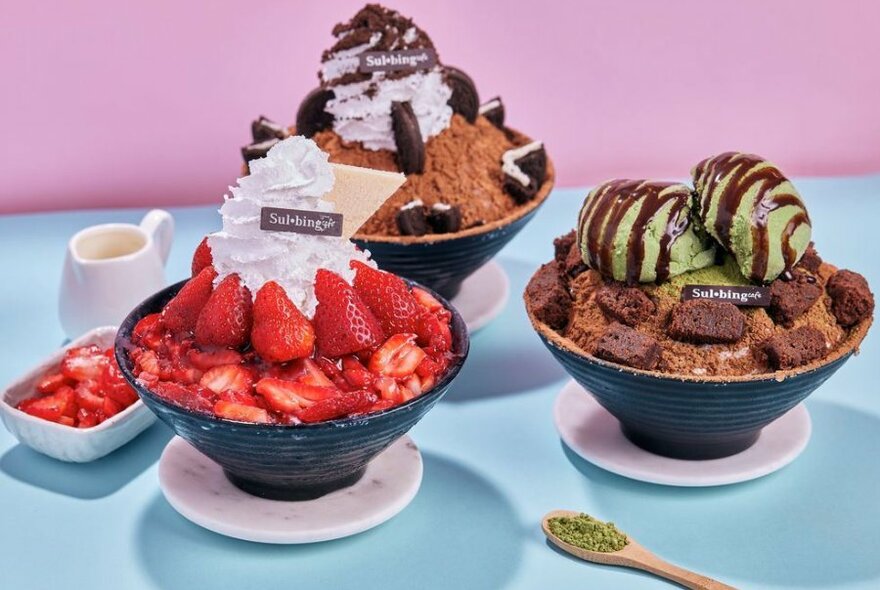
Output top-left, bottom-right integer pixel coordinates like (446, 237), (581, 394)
(295, 87), (335, 137)
(241, 138), (280, 163)
(445, 66), (479, 123)
(796, 242), (823, 274)
(668, 299), (745, 344)
(827, 269), (875, 327)
(502, 141), (547, 204)
(527, 261), (572, 330)
(596, 283), (656, 327)
(761, 326), (827, 370)
(563, 242), (588, 279)
(594, 323), (662, 370)
(251, 115), (289, 142)
(396, 200), (428, 236)
(553, 230), (577, 266)
(479, 96), (505, 129)
(427, 203), (462, 234)
(391, 101), (426, 174)
(769, 271), (822, 326)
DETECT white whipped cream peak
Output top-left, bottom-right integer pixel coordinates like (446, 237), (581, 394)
(207, 136), (373, 317)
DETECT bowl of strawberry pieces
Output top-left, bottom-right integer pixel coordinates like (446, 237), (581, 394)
(115, 261), (468, 500)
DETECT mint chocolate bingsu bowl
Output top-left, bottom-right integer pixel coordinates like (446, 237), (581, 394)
(527, 152), (874, 459)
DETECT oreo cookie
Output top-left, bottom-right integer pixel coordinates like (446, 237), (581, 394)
(251, 115), (289, 142)
(241, 138), (280, 163)
(391, 101), (426, 174)
(396, 200), (428, 236)
(427, 203), (462, 234)
(479, 97), (505, 129)
(295, 87), (335, 137)
(445, 66), (479, 123)
(501, 141), (547, 203)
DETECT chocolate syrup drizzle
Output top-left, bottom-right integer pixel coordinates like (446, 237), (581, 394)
(694, 152), (811, 281)
(578, 180), (693, 284)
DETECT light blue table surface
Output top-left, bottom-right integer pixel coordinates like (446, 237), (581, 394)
(1, 175), (878, 590)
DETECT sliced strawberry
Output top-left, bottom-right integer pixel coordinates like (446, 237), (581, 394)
(217, 390), (259, 407)
(187, 347), (243, 371)
(171, 365), (203, 385)
(402, 374), (422, 399)
(412, 287), (444, 313)
(195, 274), (253, 349)
(314, 357), (350, 390)
(415, 312), (452, 354)
(162, 266), (217, 333)
(77, 407), (99, 428)
(134, 349), (172, 380)
(102, 356), (139, 406)
(214, 400), (270, 424)
(19, 386), (76, 423)
(254, 378), (336, 414)
(341, 356), (376, 389)
(61, 345), (109, 381)
(270, 358), (336, 387)
(313, 269), (384, 357)
(296, 389), (377, 423)
(192, 236), (213, 276)
(350, 260), (422, 335)
(153, 382), (215, 413)
(368, 334), (426, 378)
(102, 396), (123, 418)
(132, 313), (164, 350)
(368, 399), (397, 413)
(58, 416), (76, 427)
(251, 281), (315, 362)
(36, 373), (70, 394)
(75, 381), (104, 412)
(373, 376), (401, 402)
(199, 364), (254, 395)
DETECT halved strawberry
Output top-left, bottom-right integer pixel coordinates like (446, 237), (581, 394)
(296, 389), (377, 423)
(254, 378), (336, 414)
(214, 400), (270, 424)
(368, 334), (426, 378)
(313, 269), (384, 357)
(19, 386), (76, 423)
(412, 287), (444, 313)
(415, 312), (452, 354)
(199, 364), (254, 395)
(61, 345), (109, 381)
(132, 313), (164, 350)
(153, 382), (215, 413)
(162, 266), (217, 333)
(195, 274), (253, 349)
(350, 260), (422, 335)
(36, 373), (70, 394)
(251, 281), (315, 362)
(192, 237), (213, 276)
(187, 347), (243, 371)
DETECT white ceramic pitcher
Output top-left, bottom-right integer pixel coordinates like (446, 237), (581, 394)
(59, 209), (174, 339)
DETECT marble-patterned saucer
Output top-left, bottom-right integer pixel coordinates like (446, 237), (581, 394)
(158, 435), (423, 543)
(555, 380), (812, 487)
(452, 260), (510, 333)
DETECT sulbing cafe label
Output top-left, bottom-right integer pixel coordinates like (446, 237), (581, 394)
(359, 48), (437, 73)
(681, 284), (771, 307)
(260, 207), (343, 237)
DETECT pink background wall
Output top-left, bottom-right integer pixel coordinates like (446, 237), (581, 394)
(2, 0), (879, 214)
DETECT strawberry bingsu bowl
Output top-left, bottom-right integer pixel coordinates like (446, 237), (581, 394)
(115, 137), (468, 500)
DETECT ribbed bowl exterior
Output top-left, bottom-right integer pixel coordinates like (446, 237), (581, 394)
(537, 333), (853, 459)
(116, 280), (469, 500)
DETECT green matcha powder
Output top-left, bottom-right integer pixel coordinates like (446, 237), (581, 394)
(548, 513), (628, 553)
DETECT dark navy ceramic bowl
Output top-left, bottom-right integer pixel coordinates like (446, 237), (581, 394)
(116, 279), (469, 501)
(354, 160), (555, 300)
(527, 297), (871, 460)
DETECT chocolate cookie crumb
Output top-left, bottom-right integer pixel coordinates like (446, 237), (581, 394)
(594, 323), (661, 370)
(668, 299), (745, 344)
(596, 283), (656, 327)
(796, 243), (822, 274)
(762, 326), (827, 370)
(526, 262), (571, 330)
(827, 269), (875, 327)
(769, 271), (822, 326)
(554, 230), (577, 265)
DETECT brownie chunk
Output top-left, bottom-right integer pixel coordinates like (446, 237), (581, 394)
(553, 230), (577, 265)
(827, 269), (874, 327)
(667, 299), (745, 344)
(769, 271), (822, 326)
(563, 242), (588, 279)
(594, 323), (662, 370)
(596, 283), (656, 327)
(526, 261), (571, 330)
(796, 243), (822, 274)
(762, 326), (827, 370)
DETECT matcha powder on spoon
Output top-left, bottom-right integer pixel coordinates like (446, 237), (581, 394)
(548, 513), (629, 552)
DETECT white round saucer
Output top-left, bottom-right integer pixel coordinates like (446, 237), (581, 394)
(452, 260), (510, 333)
(158, 435), (423, 544)
(554, 380), (812, 487)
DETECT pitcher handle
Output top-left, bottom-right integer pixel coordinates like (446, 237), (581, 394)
(140, 209), (175, 264)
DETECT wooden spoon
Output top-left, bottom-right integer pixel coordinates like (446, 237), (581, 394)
(542, 510), (737, 590)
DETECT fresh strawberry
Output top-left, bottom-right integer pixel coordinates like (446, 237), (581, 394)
(368, 334), (426, 378)
(214, 400), (270, 424)
(77, 407), (99, 429)
(132, 313), (164, 349)
(191, 237), (213, 276)
(341, 356), (376, 389)
(153, 382), (215, 413)
(162, 266), (217, 333)
(312, 269), (384, 357)
(171, 365), (203, 385)
(102, 397), (123, 418)
(74, 381), (104, 412)
(251, 281), (315, 362)
(270, 358), (336, 387)
(61, 345), (109, 381)
(133, 349), (172, 380)
(187, 347), (243, 370)
(415, 312), (452, 354)
(217, 390), (259, 407)
(350, 260), (422, 335)
(314, 357), (350, 390)
(58, 416), (76, 427)
(19, 386), (76, 423)
(412, 287), (444, 313)
(36, 373), (70, 394)
(195, 274), (253, 349)
(368, 398), (397, 413)
(102, 356), (139, 406)
(199, 364), (254, 395)
(296, 389), (377, 423)
(403, 374), (423, 398)
(373, 376), (401, 402)
(255, 378), (336, 414)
